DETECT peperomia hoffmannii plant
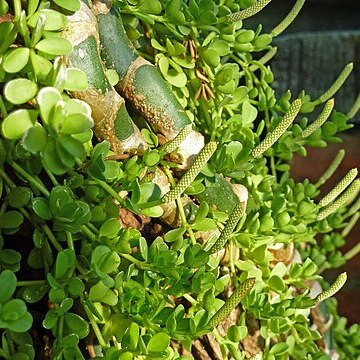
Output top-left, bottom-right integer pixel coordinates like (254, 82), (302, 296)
(0, 0), (360, 359)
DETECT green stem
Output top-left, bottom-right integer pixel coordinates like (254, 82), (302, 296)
(0, 94), (8, 118)
(81, 224), (97, 241)
(183, 293), (197, 305)
(0, 167), (16, 189)
(66, 231), (74, 251)
(46, 169), (59, 186)
(82, 297), (108, 349)
(176, 197), (196, 245)
(249, 47), (278, 72)
(10, 161), (50, 197)
(119, 253), (143, 267)
(86, 222), (99, 235)
(42, 223), (63, 252)
(162, 166), (196, 244)
(57, 315), (64, 341)
(16, 280), (47, 286)
(92, 179), (125, 206)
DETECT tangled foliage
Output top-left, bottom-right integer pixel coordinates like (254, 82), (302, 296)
(0, 0), (360, 359)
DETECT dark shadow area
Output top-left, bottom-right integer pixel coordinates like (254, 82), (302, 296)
(245, 0), (360, 118)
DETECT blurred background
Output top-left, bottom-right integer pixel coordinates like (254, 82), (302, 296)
(246, 0), (360, 324)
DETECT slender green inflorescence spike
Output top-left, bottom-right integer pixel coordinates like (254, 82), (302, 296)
(317, 179), (360, 221)
(347, 92), (360, 119)
(271, 0), (305, 37)
(227, 0), (272, 22)
(160, 124), (193, 155)
(301, 99), (335, 138)
(209, 202), (246, 254)
(314, 63), (353, 105)
(162, 142), (217, 203)
(319, 168), (358, 207)
(251, 99), (302, 158)
(208, 278), (256, 328)
(315, 149), (345, 188)
(315, 272), (347, 304)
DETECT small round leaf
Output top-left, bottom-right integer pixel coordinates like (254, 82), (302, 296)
(2, 109), (37, 139)
(2, 47), (30, 73)
(35, 38), (72, 56)
(22, 124), (47, 154)
(4, 79), (38, 105)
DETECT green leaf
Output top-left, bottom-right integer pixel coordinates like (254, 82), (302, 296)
(165, 69), (187, 88)
(269, 342), (289, 355)
(52, 0), (80, 12)
(147, 332), (170, 353)
(55, 250), (76, 279)
(0, 211), (24, 229)
(139, 237), (148, 261)
(65, 98), (91, 116)
(193, 202), (209, 224)
(210, 39), (230, 56)
(192, 218), (217, 231)
(4, 79), (38, 105)
(141, 205), (164, 217)
(0, 0), (9, 16)
(242, 100), (258, 125)
(1, 109), (37, 139)
(31, 198), (52, 220)
(63, 68), (88, 91)
(99, 219), (121, 239)
(64, 313), (89, 339)
(164, 228), (185, 243)
(158, 55), (169, 76)
(268, 275), (285, 293)
(67, 278), (85, 297)
(2, 47), (30, 73)
(89, 281), (118, 306)
(37, 87), (62, 124)
(41, 139), (70, 175)
(91, 245), (120, 274)
(58, 134), (86, 159)
(202, 48), (220, 68)
(123, 322), (139, 351)
(58, 298), (74, 316)
(35, 38), (72, 56)
(0, 270), (17, 303)
(60, 113), (93, 134)
(22, 284), (48, 303)
(137, 0), (162, 14)
(22, 124), (47, 154)
(8, 187), (32, 208)
(28, 9), (67, 31)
